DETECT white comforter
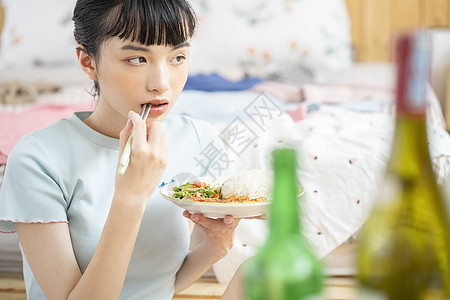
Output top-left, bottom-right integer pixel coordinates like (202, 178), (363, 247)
(172, 88), (450, 282)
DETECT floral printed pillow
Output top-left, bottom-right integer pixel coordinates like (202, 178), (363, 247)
(188, 0), (352, 80)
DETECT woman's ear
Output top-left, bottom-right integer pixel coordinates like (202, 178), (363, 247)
(76, 45), (98, 81)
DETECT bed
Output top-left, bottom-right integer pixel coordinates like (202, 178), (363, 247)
(1, 0), (450, 293)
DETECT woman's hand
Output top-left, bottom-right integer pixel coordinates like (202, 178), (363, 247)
(183, 211), (241, 261)
(174, 212), (241, 292)
(115, 111), (167, 209)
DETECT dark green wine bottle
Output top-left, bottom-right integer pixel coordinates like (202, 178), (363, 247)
(357, 32), (450, 299)
(244, 148), (323, 300)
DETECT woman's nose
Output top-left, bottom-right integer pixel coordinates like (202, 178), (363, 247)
(146, 64), (170, 93)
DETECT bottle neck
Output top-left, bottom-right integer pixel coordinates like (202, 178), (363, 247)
(389, 32), (431, 174)
(268, 158), (301, 241)
(387, 114), (430, 174)
(395, 32), (429, 117)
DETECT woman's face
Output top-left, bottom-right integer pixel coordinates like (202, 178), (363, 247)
(92, 36), (190, 135)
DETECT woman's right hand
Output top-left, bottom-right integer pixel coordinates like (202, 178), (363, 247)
(115, 111), (167, 209)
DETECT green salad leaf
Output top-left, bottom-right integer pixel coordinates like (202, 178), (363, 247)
(172, 182), (222, 200)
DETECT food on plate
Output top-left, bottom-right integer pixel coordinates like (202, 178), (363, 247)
(172, 181), (223, 202)
(171, 169), (273, 203)
(221, 169), (273, 203)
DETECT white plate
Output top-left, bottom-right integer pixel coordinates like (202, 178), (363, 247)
(159, 173), (304, 219)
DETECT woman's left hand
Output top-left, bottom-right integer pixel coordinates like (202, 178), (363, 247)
(182, 211), (240, 262)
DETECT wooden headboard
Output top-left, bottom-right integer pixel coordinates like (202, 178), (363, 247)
(346, 0), (450, 129)
(346, 0), (450, 62)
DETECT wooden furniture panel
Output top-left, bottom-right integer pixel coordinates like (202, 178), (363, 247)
(0, 273), (358, 300)
(359, 0), (392, 62)
(421, 0), (449, 28)
(391, 0), (421, 30)
(347, 0), (450, 63)
(0, 273), (26, 300)
(448, 0), (450, 27)
(346, 0), (450, 129)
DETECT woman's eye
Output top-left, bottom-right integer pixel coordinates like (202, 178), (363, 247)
(127, 57), (147, 65)
(170, 55), (186, 64)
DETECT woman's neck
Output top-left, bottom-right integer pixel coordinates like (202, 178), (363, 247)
(83, 101), (127, 139)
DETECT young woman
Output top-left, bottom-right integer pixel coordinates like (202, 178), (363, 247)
(0, 0), (240, 299)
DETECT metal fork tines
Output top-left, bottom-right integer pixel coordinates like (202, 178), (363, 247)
(140, 103), (151, 121)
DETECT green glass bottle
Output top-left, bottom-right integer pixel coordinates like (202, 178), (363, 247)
(357, 32), (450, 299)
(244, 148), (323, 300)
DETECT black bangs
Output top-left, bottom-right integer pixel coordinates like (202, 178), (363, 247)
(104, 0), (196, 46)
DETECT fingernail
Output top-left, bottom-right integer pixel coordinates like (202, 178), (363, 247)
(126, 119), (132, 127)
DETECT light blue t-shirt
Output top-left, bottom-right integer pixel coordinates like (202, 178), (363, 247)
(0, 112), (229, 299)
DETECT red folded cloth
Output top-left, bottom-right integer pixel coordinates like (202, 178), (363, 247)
(0, 103), (94, 164)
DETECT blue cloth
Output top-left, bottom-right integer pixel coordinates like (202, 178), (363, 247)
(184, 73), (262, 92)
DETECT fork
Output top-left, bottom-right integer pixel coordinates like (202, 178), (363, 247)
(117, 104), (152, 175)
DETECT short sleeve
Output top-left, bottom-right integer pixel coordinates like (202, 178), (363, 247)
(0, 134), (68, 233)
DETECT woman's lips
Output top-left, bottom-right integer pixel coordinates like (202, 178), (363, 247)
(148, 103), (168, 115)
(141, 99), (169, 115)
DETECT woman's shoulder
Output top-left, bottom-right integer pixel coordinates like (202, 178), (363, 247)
(8, 116), (79, 165)
(19, 116), (73, 142)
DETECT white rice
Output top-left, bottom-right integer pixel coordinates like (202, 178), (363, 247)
(221, 169), (273, 200)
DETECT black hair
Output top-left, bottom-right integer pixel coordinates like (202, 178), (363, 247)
(73, 0), (197, 98)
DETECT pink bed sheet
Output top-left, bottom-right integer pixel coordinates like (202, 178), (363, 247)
(0, 103), (94, 164)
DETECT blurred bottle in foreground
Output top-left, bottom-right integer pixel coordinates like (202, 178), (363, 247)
(357, 31), (450, 299)
(244, 147), (323, 300)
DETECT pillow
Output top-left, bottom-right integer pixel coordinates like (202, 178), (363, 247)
(188, 0), (352, 80)
(0, 0), (78, 68)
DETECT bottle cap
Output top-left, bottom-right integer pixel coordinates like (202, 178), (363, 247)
(395, 31), (430, 115)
